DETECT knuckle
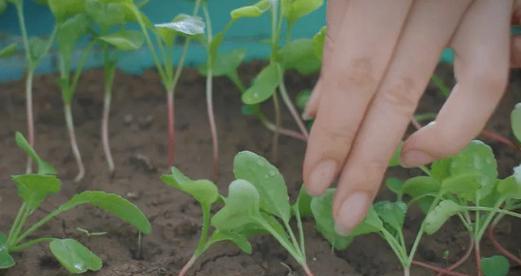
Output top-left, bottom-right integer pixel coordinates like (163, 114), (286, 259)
(328, 57), (376, 91)
(433, 131), (469, 157)
(379, 77), (418, 115)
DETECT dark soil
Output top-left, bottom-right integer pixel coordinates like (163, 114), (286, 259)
(0, 63), (519, 276)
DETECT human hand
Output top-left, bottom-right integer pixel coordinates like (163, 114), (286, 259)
(302, 0), (518, 235)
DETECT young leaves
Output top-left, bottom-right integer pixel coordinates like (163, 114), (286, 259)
(57, 191), (152, 234)
(98, 30), (145, 51)
(278, 39), (321, 75)
(424, 200), (462, 235)
(199, 49), (246, 77)
(242, 63), (282, 105)
(12, 174), (61, 213)
(230, 0), (271, 20)
(480, 255), (510, 276)
(0, 43), (17, 59)
(85, 0), (126, 29)
(49, 239), (102, 274)
(15, 132), (56, 175)
(233, 151), (291, 223)
(161, 167), (219, 207)
(374, 201), (407, 233)
(211, 179), (261, 230)
(0, 233), (15, 269)
(512, 103), (521, 143)
(48, 0), (85, 22)
(310, 189), (352, 250)
(282, 0), (324, 24)
(154, 14), (205, 45)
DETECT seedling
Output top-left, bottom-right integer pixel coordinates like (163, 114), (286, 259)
(128, 0), (205, 167)
(0, 133), (151, 273)
(86, 0), (145, 173)
(161, 151), (314, 276)
(42, 0), (93, 182)
(230, 0), (323, 159)
(311, 140), (521, 276)
(3, 0), (56, 173)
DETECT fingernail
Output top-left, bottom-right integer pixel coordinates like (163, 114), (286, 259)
(335, 192), (371, 236)
(306, 160), (337, 196)
(400, 150), (433, 168)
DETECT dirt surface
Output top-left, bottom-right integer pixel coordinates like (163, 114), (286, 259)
(0, 63), (520, 276)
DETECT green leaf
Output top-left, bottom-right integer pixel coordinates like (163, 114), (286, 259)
(242, 62), (282, 105)
(28, 37), (49, 63)
(0, 232), (15, 269)
(200, 49), (246, 77)
(350, 207), (383, 236)
(233, 151), (291, 223)
(424, 200), (462, 235)
(49, 239), (102, 274)
(155, 14), (205, 36)
(0, 43), (17, 59)
(450, 141), (497, 198)
(98, 30), (144, 51)
(211, 179), (261, 230)
(512, 103), (521, 143)
(311, 189), (352, 250)
(207, 231), (252, 254)
(497, 176), (521, 199)
(85, 0), (126, 28)
(441, 173), (481, 201)
(431, 158), (452, 181)
(312, 26), (326, 59)
(481, 255), (510, 276)
(57, 191), (151, 234)
(12, 174), (61, 212)
(278, 39), (321, 75)
(56, 13), (89, 63)
(161, 171), (219, 207)
(374, 201), (407, 232)
(402, 176), (440, 199)
(282, 0), (324, 23)
(389, 143), (403, 167)
(385, 178), (403, 196)
(0, 0), (7, 14)
(294, 187), (312, 218)
(230, 0), (271, 20)
(48, 0), (85, 22)
(295, 89), (310, 111)
(15, 132), (56, 175)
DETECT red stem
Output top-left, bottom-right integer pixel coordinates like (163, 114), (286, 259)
(437, 236), (474, 276)
(475, 241), (482, 276)
(480, 129), (520, 151)
(412, 260), (469, 276)
(302, 263), (314, 276)
(488, 223), (521, 266)
(167, 91), (176, 167)
(178, 255), (196, 276)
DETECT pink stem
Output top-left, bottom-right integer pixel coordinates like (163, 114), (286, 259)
(488, 223), (521, 266)
(25, 70), (34, 173)
(178, 255), (197, 276)
(102, 90), (115, 174)
(206, 72), (219, 181)
(475, 241), (482, 276)
(412, 260), (469, 276)
(437, 236), (474, 276)
(302, 263), (314, 276)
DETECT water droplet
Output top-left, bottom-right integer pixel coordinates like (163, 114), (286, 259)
(268, 170), (276, 177)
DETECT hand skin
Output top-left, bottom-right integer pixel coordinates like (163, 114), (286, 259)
(302, 0), (521, 236)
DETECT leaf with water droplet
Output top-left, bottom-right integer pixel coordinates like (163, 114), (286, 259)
(242, 63), (282, 105)
(49, 239), (102, 274)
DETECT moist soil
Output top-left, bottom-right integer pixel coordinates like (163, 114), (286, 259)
(0, 63), (520, 276)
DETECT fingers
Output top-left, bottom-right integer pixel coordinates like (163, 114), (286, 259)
(303, 0), (413, 196)
(303, 0), (350, 119)
(402, 0), (512, 167)
(331, 0), (472, 234)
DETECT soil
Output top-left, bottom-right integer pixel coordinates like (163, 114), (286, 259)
(0, 63), (519, 276)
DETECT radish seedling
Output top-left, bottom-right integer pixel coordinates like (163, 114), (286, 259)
(42, 0), (92, 182)
(0, 133), (151, 273)
(4, 0), (56, 174)
(127, 0), (205, 167)
(86, 0), (145, 174)
(161, 151), (314, 276)
(231, 0), (323, 158)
